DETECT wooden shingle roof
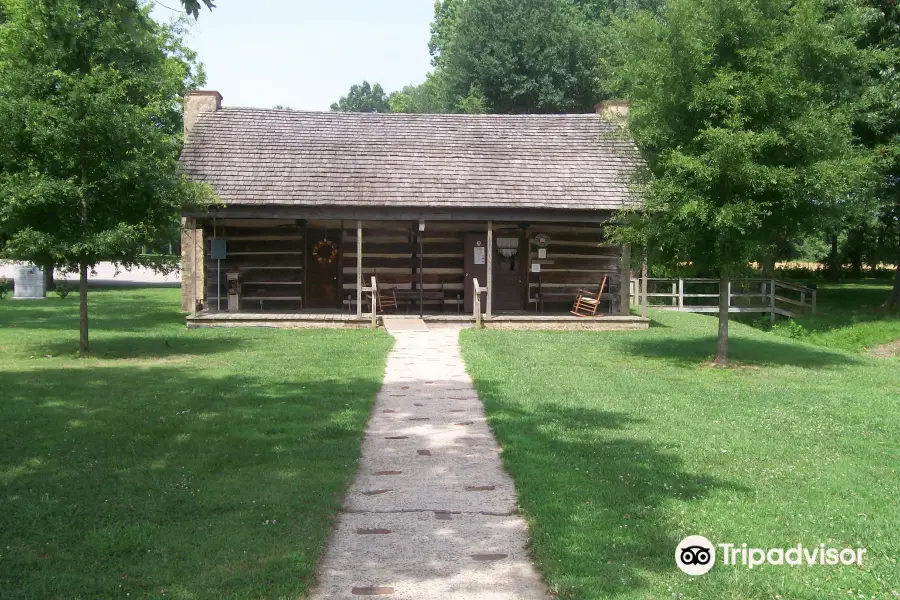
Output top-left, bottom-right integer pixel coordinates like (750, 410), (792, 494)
(180, 108), (639, 212)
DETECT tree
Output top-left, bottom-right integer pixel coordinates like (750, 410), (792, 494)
(856, 0), (900, 307)
(609, 0), (878, 364)
(0, 0), (207, 352)
(435, 0), (604, 113)
(573, 0), (664, 24)
(388, 76), (448, 114)
(429, 0), (463, 70)
(875, 200), (900, 307)
(330, 81), (391, 113)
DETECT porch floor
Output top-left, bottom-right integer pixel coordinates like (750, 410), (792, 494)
(185, 310), (649, 331)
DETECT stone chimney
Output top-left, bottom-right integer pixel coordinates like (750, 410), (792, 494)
(180, 90), (221, 312)
(595, 100), (630, 123)
(184, 90), (223, 136)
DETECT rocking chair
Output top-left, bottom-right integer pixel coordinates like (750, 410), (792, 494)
(570, 276), (609, 317)
(376, 287), (399, 314)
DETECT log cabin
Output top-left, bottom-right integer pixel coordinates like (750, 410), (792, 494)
(178, 91), (647, 329)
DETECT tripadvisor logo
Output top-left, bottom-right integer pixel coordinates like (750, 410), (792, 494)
(676, 536), (867, 576)
(676, 535), (716, 575)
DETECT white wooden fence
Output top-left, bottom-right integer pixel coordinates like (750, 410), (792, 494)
(472, 278), (488, 328)
(630, 278), (817, 321)
(362, 276), (378, 327)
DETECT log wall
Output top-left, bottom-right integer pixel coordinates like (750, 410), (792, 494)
(525, 224), (624, 314)
(201, 219), (305, 312)
(342, 221), (466, 312)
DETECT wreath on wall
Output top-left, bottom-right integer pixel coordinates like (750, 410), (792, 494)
(312, 239), (338, 265)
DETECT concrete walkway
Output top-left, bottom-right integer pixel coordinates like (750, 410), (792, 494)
(311, 324), (548, 600)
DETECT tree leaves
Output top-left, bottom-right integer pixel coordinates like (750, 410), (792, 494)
(610, 0), (880, 278)
(437, 0), (605, 113)
(180, 0), (215, 19)
(0, 0), (205, 271)
(330, 81), (391, 113)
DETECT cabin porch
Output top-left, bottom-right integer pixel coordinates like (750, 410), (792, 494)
(185, 311), (648, 330)
(181, 215), (649, 330)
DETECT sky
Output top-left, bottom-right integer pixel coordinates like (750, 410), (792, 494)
(150, 0), (435, 111)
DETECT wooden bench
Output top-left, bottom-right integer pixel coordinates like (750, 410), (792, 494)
(374, 274), (456, 313)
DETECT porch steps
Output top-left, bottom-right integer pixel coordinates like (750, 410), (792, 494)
(382, 317), (429, 334)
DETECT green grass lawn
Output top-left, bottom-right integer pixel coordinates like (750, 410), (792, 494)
(763, 280), (900, 353)
(460, 308), (899, 600)
(0, 288), (393, 599)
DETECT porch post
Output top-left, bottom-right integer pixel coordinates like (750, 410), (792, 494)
(419, 221), (424, 318)
(191, 221), (197, 318)
(486, 220), (493, 318)
(641, 256), (648, 319)
(619, 244), (631, 316)
(356, 221), (363, 318)
(181, 216), (204, 314)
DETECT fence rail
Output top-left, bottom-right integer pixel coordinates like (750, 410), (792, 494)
(362, 276), (378, 327)
(472, 278), (488, 328)
(630, 277), (816, 321)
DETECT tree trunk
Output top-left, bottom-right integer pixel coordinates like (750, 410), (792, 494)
(760, 255), (776, 277)
(885, 263), (900, 310)
(79, 159), (89, 353)
(827, 234), (841, 282)
(42, 261), (55, 292)
(79, 262), (89, 353)
(850, 258), (862, 279)
(714, 275), (729, 365)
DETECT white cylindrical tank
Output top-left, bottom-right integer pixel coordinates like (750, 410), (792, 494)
(13, 264), (46, 299)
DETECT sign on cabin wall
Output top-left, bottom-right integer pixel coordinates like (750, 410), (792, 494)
(473, 243), (486, 265)
(534, 233), (552, 248)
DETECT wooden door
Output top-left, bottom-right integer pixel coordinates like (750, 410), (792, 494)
(463, 233), (488, 313)
(492, 233), (526, 312)
(306, 228), (341, 309)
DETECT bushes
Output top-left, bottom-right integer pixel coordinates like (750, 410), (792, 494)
(54, 281), (71, 299)
(0, 278), (9, 299)
(773, 319), (807, 339)
(748, 316), (806, 339)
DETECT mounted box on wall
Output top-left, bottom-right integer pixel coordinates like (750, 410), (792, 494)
(210, 239), (227, 260)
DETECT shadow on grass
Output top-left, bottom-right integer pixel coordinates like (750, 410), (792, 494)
(0, 363), (384, 599)
(30, 334), (249, 360)
(622, 335), (861, 368)
(647, 316), (670, 328)
(472, 379), (750, 598)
